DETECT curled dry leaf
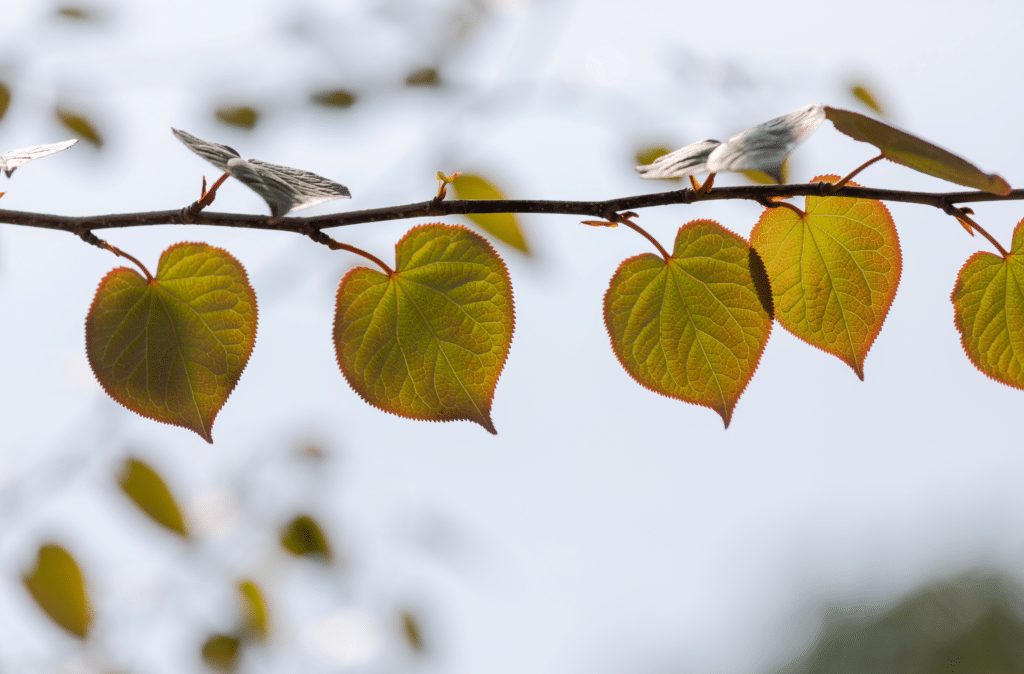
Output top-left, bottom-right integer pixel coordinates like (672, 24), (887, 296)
(706, 104), (825, 182)
(85, 242), (257, 443)
(952, 217), (1024, 390)
(0, 139), (78, 178)
(824, 107), (1011, 194)
(334, 224), (514, 434)
(604, 220), (772, 428)
(636, 139), (721, 180)
(171, 128), (351, 218)
(750, 176), (901, 380)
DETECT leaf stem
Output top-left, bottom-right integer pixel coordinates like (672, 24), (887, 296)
(949, 208), (1009, 258)
(831, 153), (885, 191)
(77, 229), (154, 281)
(304, 227), (394, 275)
(615, 212), (670, 261)
(180, 172), (231, 224)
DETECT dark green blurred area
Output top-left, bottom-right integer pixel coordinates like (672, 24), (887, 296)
(783, 573), (1024, 674)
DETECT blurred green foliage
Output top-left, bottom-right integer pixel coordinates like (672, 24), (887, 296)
(56, 108), (103, 147)
(118, 457), (188, 537)
(280, 514), (333, 562)
(239, 580), (269, 641)
(202, 634), (241, 672)
(450, 174), (531, 254)
(23, 544), (91, 638)
(311, 89), (357, 108)
(215, 106), (260, 130)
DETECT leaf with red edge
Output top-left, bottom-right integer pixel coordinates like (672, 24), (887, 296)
(952, 217), (1024, 390)
(333, 224), (514, 434)
(750, 175), (901, 379)
(604, 220), (773, 427)
(85, 243), (257, 443)
(824, 106), (1011, 195)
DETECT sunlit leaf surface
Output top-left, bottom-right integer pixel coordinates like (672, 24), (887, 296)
(750, 176), (901, 379)
(280, 514), (332, 561)
(825, 106), (1011, 194)
(604, 220), (772, 427)
(451, 174), (531, 254)
(952, 217), (1024, 390)
(85, 243), (257, 443)
(118, 457), (188, 537)
(334, 224), (515, 434)
(23, 544), (91, 638)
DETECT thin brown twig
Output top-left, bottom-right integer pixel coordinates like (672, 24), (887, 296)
(76, 229), (154, 280)
(946, 208), (1009, 258)
(304, 226), (394, 275)
(614, 212), (670, 261)
(831, 153), (885, 191)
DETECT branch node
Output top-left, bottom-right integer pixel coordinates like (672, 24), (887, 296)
(181, 171), (231, 224)
(756, 196), (806, 218)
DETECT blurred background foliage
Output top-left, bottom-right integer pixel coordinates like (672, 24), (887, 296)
(0, 1), (1018, 674)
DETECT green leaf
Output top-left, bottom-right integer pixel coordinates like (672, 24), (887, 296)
(55, 107), (103, 147)
(118, 457), (187, 537)
(201, 634), (241, 672)
(750, 176), (901, 379)
(280, 514), (332, 561)
(23, 544), (91, 638)
(450, 174), (531, 255)
(0, 82), (10, 124)
(310, 89), (356, 108)
(604, 220), (772, 427)
(215, 106), (260, 130)
(405, 67), (439, 86)
(850, 83), (885, 116)
(824, 106), (1011, 195)
(239, 580), (269, 641)
(85, 242), (258, 443)
(333, 223), (515, 434)
(952, 217), (1024, 390)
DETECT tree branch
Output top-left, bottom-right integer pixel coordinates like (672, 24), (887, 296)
(2, 184), (1022, 235)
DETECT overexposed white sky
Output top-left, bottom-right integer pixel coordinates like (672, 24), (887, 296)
(0, 1), (1023, 673)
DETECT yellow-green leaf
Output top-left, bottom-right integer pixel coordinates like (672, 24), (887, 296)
(215, 106), (260, 130)
(0, 82), (10, 124)
(85, 242), (258, 443)
(750, 176), (901, 379)
(402, 610), (425, 652)
(280, 514), (332, 561)
(604, 220), (772, 427)
(850, 83), (885, 116)
(55, 108), (103, 147)
(239, 580), (269, 641)
(118, 457), (187, 537)
(450, 174), (531, 255)
(23, 544), (91, 638)
(333, 223), (515, 434)
(824, 106), (1010, 195)
(201, 634), (240, 672)
(952, 216), (1024, 390)
(310, 89), (356, 108)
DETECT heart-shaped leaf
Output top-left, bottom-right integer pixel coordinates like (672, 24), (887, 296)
(23, 544), (91, 638)
(952, 217), (1024, 389)
(750, 176), (901, 379)
(450, 174), (531, 254)
(118, 457), (188, 537)
(604, 220), (773, 427)
(706, 104), (825, 182)
(824, 106), (1011, 195)
(333, 223), (514, 434)
(85, 242), (257, 443)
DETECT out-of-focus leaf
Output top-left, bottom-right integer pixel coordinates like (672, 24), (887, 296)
(636, 139), (720, 180)
(402, 610), (424, 652)
(0, 139), (78, 178)
(635, 146), (671, 166)
(85, 242), (258, 444)
(280, 515), (332, 561)
(604, 220), (773, 428)
(239, 580), (269, 641)
(334, 224), (515, 434)
(215, 106), (260, 130)
(850, 83), (885, 116)
(706, 104), (824, 183)
(55, 108), (103, 147)
(201, 634), (240, 672)
(118, 457), (187, 537)
(952, 216), (1024, 390)
(56, 5), (97, 21)
(23, 544), (91, 638)
(824, 106), (1011, 195)
(172, 128), (351, 218)
(742, 159), (789, 185)
(750, 176), (901, 380)
(405, 67), (439, 86)
(450, 174), (530, 254)
(0, 82), (10, 124)
(311, 89), (356, 108)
